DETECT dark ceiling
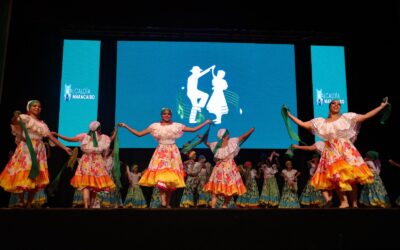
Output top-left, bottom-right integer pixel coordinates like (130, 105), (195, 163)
(11, 0), (399, 40)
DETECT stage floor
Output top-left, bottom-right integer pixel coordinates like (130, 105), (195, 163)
(1, 207), (398, 249)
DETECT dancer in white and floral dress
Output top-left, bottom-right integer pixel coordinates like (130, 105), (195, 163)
(286, 98), (389, 208)
(0, 100), (72, 208)
(203, 127), (255, 208)
(53, 121), (116, 208)
(118, 107), (211, 208)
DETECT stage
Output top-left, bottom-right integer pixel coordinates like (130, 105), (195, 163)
(1, 207), (398, 249)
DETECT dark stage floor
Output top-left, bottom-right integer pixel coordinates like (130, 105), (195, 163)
(1, 207), (398, 250)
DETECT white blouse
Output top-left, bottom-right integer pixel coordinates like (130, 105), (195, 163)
(310, 112), (360, 142)
(20, 114), (50, 139)
(148, 122), (185, 145)
(282, 169), (298, 182)
(78, 133), (111, 154)
(209, 137), (240, 160)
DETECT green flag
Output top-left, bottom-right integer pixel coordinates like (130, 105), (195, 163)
(113, 126), (122, 189)
(181, 124), (212, 154)
(281, 105), (307, 145)
(380, 97), (391, 125)
(47, 147), (78, 197)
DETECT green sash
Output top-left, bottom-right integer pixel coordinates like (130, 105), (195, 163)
(19, 117), (39, 180)
(87, 130), (98, 147)
(212, 129), (229, 155)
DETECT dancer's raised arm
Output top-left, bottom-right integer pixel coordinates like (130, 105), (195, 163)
(183, 119), (212, 132)
(118, 122), (151, 137)
(355, 98), (389, 123)
(52, 132), (80, 142)
(239, 127), (255, 142)
(47, 133), (73, 155)
(286, 111), (312, 130)
(291, 144), (317, 151)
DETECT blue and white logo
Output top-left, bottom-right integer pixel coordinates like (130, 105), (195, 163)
(63, 83), (96, 101)
(64, 84), (72, 101)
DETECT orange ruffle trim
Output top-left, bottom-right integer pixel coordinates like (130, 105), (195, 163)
(139, 168), (185, 188)
(71, 175), (116, 191)
(203, 182), (247, 196)
(0, 170), (49, 193)
(311, 159), (373, 191)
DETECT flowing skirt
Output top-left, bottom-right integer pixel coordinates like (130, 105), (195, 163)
(203, 159), (246, 196)
(124, 184), (148, 208)
(278, 182), (300, 208)
(149, 187), (161, 208)
(236, 178), (260, 207)
(8, 189), (47, 208)
(359, 175), (391, 208)
(179, 176), (200, 207)
(139, 144), (185, 190)
(97, 189), (123, 208)
(311, 139), (373, 191)
(0, 139), (49, 192)
(70, 153), (116, 192)
(299, 179), (326, 207)
(259, 176), (280, 207)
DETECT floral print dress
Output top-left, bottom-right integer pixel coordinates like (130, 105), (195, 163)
(203, 138), (246, 196)
(310, 113), (373, 191)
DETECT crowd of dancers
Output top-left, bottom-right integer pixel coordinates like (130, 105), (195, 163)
(1, 98), (398, 209)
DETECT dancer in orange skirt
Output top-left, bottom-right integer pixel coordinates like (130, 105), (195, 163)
(0, 100), (72, 208)
(118, 107), (211, 208)
(203, 127), (255, 208)
(53, 121), (116, 208)
(286, 98), (389, 208)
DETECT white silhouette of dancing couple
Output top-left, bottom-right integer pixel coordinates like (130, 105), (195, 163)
(187, 65), (229, 124)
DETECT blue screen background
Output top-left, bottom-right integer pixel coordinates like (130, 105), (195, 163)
(116, 41), (298, 149)
(311, 45), (348, 141)
(58, 40), (101, 146)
